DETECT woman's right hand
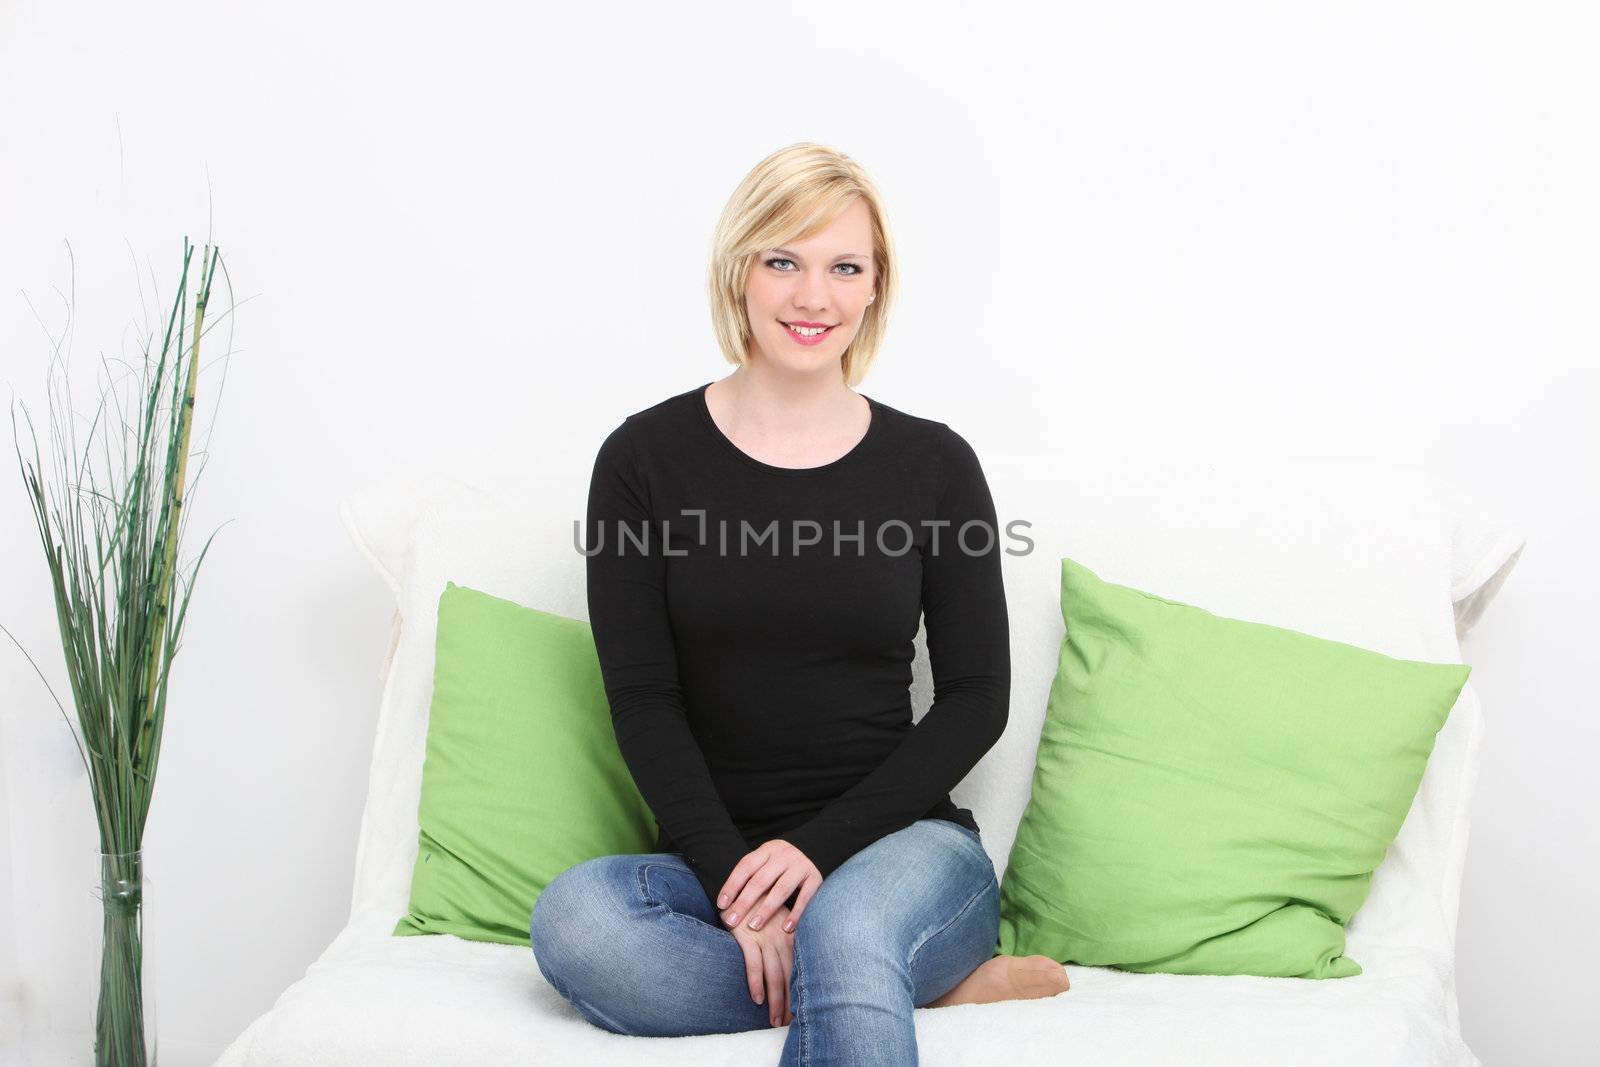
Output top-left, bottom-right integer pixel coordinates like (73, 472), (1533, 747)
(728, 902), (796, 1027)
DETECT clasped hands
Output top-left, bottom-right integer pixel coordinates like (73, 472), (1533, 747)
(714, 839), (823, 1028)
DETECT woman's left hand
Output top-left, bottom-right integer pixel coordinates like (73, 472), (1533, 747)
(716, 839), (822, 935)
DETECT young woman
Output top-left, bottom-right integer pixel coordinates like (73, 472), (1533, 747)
(531, 142), (1069, 1064)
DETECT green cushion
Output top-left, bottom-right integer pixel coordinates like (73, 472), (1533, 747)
(393, 582), (656, 946)
(998, 558), (1471, 979)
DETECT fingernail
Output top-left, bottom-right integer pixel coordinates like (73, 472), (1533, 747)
(718, 895), (728, 907)
(755, 992), (763, 1005)
(749, 916), (762, 929)
(784, 920), (794, 931)
(727, 911), (739, 925)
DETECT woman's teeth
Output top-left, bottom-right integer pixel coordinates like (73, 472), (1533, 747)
(786, 323), (832, 337)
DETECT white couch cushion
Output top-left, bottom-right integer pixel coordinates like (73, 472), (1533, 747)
(218, 909), (1478, 1066)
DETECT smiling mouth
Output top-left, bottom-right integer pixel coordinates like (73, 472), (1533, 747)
(781, 321), (837, 337)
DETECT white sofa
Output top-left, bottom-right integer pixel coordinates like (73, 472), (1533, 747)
(216, 447), (1524, 1066)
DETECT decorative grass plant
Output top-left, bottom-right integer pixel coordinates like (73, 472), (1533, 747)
(4, 238), (232, 1066)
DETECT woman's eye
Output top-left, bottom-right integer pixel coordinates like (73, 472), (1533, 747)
(764, 257), (863, 276)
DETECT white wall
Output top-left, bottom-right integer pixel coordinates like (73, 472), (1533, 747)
(1, 1), (1594, 1064)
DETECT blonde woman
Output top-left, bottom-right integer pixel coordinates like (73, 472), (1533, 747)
(532, 143), (1070, 1063)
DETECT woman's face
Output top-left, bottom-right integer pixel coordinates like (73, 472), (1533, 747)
(744, 197), (877, 376)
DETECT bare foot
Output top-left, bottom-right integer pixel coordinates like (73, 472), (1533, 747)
(926, 954), (1071, 1008)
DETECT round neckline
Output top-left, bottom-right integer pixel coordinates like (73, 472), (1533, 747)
(697, 381), (881, 476)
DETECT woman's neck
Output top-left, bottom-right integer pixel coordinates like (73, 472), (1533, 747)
(706, 367), (870, 467)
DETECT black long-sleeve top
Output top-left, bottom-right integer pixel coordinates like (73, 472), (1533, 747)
(583, 381), (1011, 910)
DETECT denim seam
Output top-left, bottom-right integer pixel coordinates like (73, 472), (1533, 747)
(569, 991), (635, 1036)
(795, 935), (812, 1067)
(906, 873), (999, 977)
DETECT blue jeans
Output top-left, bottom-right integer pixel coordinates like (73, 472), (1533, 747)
(529, 817), (1001, 1065)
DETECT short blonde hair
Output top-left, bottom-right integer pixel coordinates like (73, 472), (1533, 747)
(707, 143), (896, 387)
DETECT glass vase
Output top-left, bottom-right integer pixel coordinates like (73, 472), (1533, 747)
(93, 849), (156, 1066)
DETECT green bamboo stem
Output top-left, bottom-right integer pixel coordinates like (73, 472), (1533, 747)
(132, 243), (216, 825)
